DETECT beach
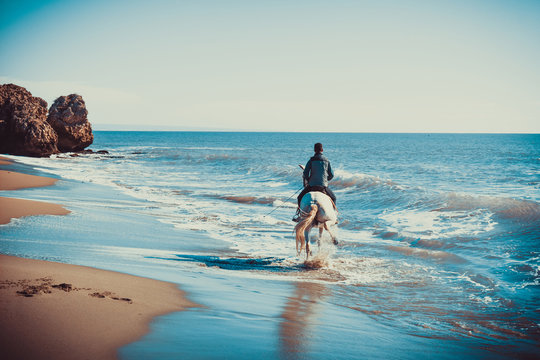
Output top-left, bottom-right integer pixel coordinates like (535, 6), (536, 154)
(0, 156), (195, 360)
(1, 133), (539, 359)
(0, 158), (70, 224)
(0, 255), (194, 360)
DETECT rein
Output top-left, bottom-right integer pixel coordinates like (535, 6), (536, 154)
(263, 186), (304, 218)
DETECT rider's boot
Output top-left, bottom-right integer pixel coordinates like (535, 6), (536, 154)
(292, 208), (301, 222)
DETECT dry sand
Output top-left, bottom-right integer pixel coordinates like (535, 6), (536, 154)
(0, 254), (196, 360)
(0, 160), (70, 224)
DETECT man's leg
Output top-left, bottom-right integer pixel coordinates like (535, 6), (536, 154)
(294, 187), (311, 222)
(297, 187), (310, 206)
(325, 187), (337, 205)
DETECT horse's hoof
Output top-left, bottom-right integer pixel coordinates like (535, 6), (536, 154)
(333, 239), (339, 246)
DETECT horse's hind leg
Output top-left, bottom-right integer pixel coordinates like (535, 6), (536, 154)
(304, 229), (311, 259)
(324, 221), (338, 245)
(318, 226), (323, 248)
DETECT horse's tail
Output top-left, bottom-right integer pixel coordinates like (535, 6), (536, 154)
(294, 204), (318, 256)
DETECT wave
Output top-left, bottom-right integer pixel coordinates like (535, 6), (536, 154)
(386, 245), (467, 264)
(119, 146), (246, 164)
(203, 154), (243, 162)
(261, 167), (405, 194)
(270, 166), (304, 182)
(437, 193), (540, 223)
(331, 170), (405, 191)
(379, 208), (497, 241)
(217, 195), (277, 205)
(178, 146), (248, 151)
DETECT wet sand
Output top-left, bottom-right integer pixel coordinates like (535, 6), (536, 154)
(0, 158), (70, 224)
(0, 156), (13, 165)
(0, 196), (70, 224)
(0, 169), (58, 190)
(0, 254), (195, 360)
(0, 156), (197, 359)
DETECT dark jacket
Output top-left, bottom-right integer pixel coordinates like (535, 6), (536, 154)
(303, 152), (334, 187)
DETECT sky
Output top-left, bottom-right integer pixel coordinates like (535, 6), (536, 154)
(1, 0), (539, 132)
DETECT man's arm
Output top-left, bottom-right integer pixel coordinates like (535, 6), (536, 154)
(327, 161), (334, 181)
(303, 159), (312, 182)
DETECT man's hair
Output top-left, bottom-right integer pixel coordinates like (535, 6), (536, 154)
(314, 143), (323, 153)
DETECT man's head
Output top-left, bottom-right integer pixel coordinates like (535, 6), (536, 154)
(314, 143), (323, 153)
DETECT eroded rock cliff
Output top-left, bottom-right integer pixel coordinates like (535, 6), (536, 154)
(0, 84), (59, 157)
(47, 94), (93, 152)
(0, 84), (93, 157)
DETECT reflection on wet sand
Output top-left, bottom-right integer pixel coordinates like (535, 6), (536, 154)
(279, 281), (328, 359)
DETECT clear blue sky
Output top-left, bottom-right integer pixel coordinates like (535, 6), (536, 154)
(1, 0), (539, 132)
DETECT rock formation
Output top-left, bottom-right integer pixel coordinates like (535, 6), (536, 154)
(0, 84), (59, 157)
(47, 94), (93, 152)
(0, 84), (93, 157)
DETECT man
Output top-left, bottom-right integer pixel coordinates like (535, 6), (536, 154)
(293, 143), (336, 221)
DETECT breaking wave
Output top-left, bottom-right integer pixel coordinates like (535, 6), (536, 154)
(331, 169), (405, 191)
(439, 193), (540, 223)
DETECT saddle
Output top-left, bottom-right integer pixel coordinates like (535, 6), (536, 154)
(308, 185), (329, 197)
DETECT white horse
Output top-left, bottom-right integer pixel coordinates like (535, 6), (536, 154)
(294, 191), (338, 259)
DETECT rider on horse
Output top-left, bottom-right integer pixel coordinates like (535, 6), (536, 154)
(293, 143), (337, 222)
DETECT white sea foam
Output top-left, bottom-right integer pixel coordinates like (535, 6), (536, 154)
(380, 208), (497, 240)
(469, 294), (496, 305)
(265, 181), (289, 188)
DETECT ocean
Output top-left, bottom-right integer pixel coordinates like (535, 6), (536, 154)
(1, 132), (539, 359)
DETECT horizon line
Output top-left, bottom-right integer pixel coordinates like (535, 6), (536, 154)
(92, 129), (540, 135)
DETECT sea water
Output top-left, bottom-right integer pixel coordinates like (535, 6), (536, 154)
(1, 132), (539, 359)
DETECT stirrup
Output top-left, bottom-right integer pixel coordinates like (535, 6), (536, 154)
(292, 208), (301, 222)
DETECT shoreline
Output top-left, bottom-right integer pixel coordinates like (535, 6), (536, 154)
(0, 155), (197, 359)
(0, 254), (196, 360)
(0, 196), (70, 225)
(0, 156), (70, 224)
